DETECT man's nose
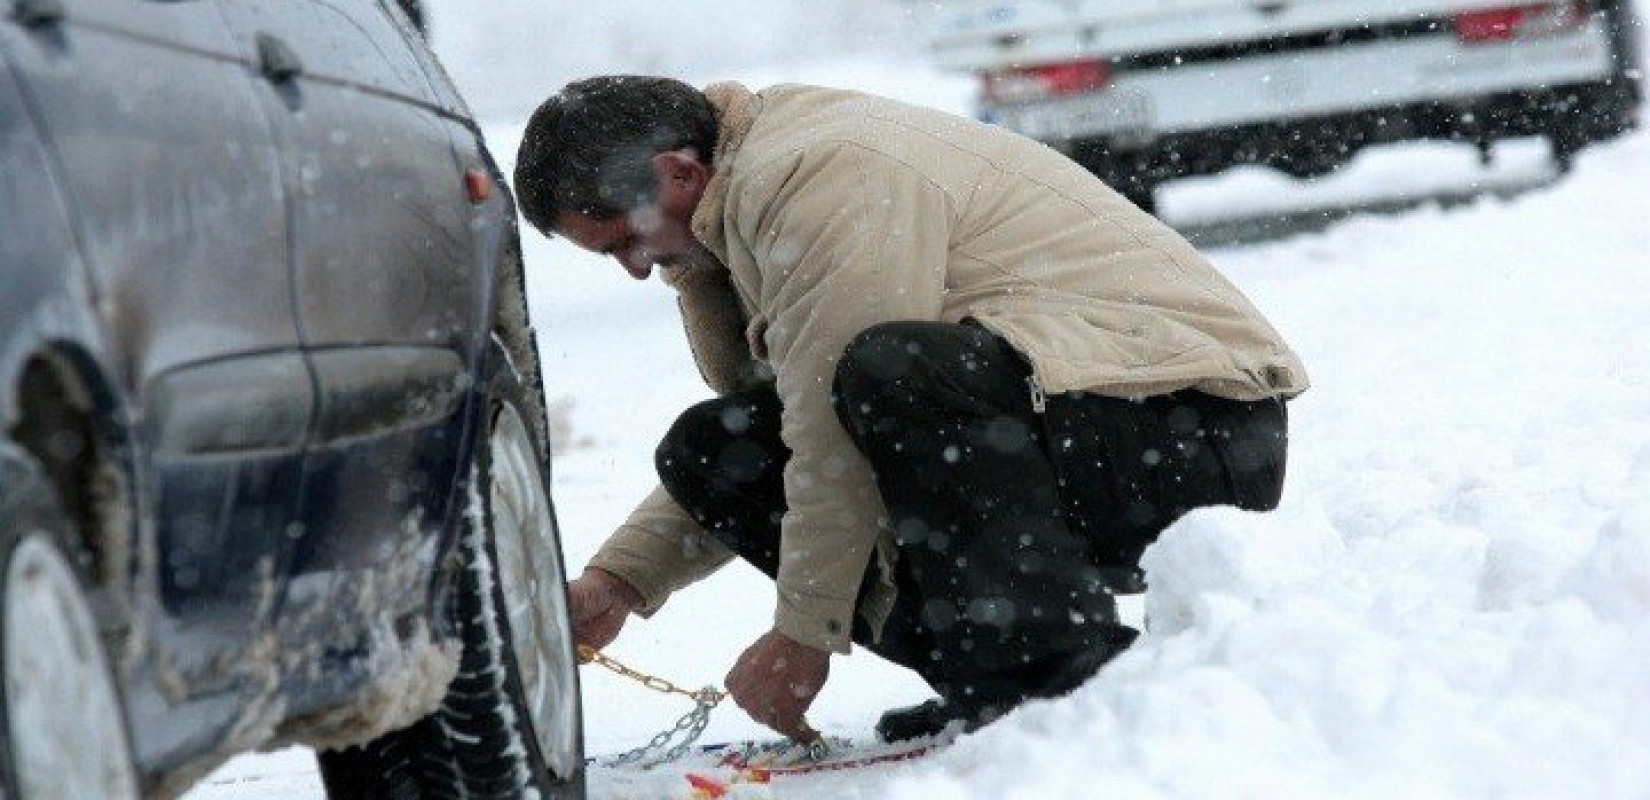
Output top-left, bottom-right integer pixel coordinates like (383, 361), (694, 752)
(616, 247), (653, 280)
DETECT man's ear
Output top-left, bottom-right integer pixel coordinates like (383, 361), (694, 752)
(649, 149), (710, 199)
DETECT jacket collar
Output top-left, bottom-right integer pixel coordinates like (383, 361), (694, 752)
(690, 82), (759, 262)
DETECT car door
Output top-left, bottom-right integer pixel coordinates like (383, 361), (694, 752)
(0, 32), (89, 408)
(212, 0), (487, 671)
(0, 0), (309, 704)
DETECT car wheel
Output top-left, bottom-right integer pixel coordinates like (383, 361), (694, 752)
(443, 337), (585, 799)
(0, 452), (141, 800)
(318, 339), (584, 800)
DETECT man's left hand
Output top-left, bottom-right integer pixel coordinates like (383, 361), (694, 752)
(725, 629), (830, 740)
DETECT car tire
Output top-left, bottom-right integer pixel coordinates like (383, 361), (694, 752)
(0, 449), (142, 800)
(318, 339), (585, 800)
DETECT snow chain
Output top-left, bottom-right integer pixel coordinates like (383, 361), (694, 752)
(577, 645), (826, 768)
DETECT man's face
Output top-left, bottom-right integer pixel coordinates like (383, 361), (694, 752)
(552, 150), (711, 281)
(554, 205), (698, 281)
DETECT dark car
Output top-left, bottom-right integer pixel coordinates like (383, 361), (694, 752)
(0, 0), (583, 798)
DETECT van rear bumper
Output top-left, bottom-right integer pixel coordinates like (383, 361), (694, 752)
(1064, 78), (1640, 188)
(981, 25), (1620, 146)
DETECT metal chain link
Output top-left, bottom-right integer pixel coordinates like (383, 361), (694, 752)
(579, 645), (725, 705)
(579, 645), (723, 768)
(599, 688), (720, 768)
(577, 645), (827, 769)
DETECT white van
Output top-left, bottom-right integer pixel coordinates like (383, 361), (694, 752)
(914, 0), (1643, 211)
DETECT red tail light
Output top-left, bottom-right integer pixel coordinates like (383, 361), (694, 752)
(1453, 1), (1588, 43)
(981, 59), (1111, 103)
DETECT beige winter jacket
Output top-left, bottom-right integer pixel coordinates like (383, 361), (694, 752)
(588, 83), (1309, 654)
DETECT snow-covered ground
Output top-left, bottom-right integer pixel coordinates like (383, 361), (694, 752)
(185, 18), (1650, 800)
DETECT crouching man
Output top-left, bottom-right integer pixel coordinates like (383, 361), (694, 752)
(512, 76), (1308, 742)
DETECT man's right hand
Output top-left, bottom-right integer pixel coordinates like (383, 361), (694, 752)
(567, 567), (644, 652)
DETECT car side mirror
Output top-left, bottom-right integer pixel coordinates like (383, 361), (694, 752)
(12, 0), (65, 27)
(394, 0), (426, 36)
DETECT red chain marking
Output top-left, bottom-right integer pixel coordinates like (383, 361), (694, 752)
(685, 772), (729, 798)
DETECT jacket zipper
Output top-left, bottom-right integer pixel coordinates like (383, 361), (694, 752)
(1026, 375), (1047, 414)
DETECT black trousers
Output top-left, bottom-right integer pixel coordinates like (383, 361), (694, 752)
(656, 321), (1287, 699)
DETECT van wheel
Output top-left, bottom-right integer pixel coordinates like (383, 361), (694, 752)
(1551, 128), (1584, 174)
(318, 339), (584, 799)
(0, 451), (141, 800)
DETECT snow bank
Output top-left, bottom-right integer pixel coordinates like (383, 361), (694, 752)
(880, 132), (1650, 800)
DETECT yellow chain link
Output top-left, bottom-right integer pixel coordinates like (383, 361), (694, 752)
(577, 645), (725, 705)
(576, 645), (823, 746)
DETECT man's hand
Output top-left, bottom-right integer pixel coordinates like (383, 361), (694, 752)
(725, 629), (830, 740)
(567, 568), (643, 652)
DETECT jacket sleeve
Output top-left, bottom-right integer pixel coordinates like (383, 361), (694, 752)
(583, 267), (757, 614)
(585, 485), (735, 616)
(737, 143), (953, 653)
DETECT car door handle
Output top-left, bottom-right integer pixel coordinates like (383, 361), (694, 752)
(256, 33), (303, 83)
(11, 0), (65, 27)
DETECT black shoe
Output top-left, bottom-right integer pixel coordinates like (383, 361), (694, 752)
(877, 629), (1140, 742)
(1029, 627), (1140, 699)
(875, 696), (1008, 743)
(875, 698), (954, 742)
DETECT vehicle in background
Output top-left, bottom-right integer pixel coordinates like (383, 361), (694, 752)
(0, 0), (582, 797)
(914, 0), (1643, 212)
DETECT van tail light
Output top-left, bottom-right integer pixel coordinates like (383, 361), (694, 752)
(981, 59), (1111, 103)
(1453, 1), (1588, 43)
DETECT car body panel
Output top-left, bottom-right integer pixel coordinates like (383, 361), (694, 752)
(1, 0), (562, 789)
(3, 0), (301, 392)
(0, 52), (90, 420)
(2, 0), (314, 717)
(382, 0), (471, 116)
(211, 0), (487, 699)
